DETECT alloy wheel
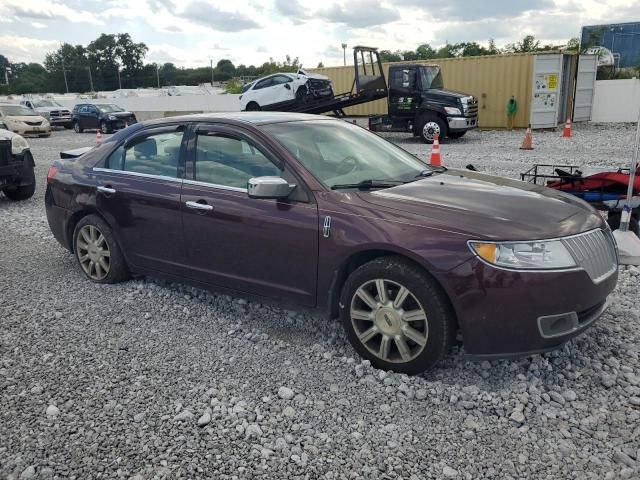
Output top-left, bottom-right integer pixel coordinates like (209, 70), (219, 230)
(422, 121), (441, 142)
(101, 122), (109, 134)
(76, 224), (111, 280)
(350, 278), (429, 363)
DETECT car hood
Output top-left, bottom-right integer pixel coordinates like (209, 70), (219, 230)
(34, 106), (67, 112)
(0, 128), (18, 140)
(107, 111), (134, 118)
(4, 115), (46, 123)
(298, 69), (330, 81)
(356, 170), (604, 240)
(425, 88), (471, 100)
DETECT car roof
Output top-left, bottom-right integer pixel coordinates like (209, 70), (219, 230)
(140, 112), (336, 127)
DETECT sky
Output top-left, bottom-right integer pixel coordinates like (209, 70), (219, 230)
(0, 0), (638, 69)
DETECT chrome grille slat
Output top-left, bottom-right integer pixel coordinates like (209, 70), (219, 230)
(562, 229), (617, 283)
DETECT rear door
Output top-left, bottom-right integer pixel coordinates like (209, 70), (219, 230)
(180, 123), (319, 305)
(94, 124), (188, 274)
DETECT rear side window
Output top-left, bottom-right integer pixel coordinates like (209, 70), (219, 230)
(254, 78), (273, 90)
(194, 133), (281, 189)
(108, 130), (184, 178)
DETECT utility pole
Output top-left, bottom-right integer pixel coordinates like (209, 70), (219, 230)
(342, 43), (347, 66)
(117, 67), (122, 90)
(61, 58), (69, 93)
(4, 68), (8, 86)
(210, 59), (214, 85)
(87, 65), (94, 92)
(156, 64), (160, 88)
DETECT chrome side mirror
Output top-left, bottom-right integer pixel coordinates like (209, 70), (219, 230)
(247, 176), (294, 199)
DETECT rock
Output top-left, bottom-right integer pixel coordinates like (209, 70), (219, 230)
(443, 466), (459, 477)
(613, 451), (636, 468)
(20, 466), (36, 479)
(415, 389), (428, 400)
(283, 406), (296, 417)
(197, 411), (211, 427)
(173, 410), (194, 422)
(601, 374), (616, 388)
(46, 405), (60, 417)
(630, 397), (640, 406)
(549, 391), (566, 405)
(562, 390), (577, 402)
(245, 423), (263, 439)
(133, 412), (145, 423)
(278, 386), (295, 400)
(509, 410), (525, 424)
(30, 385), (43, 395)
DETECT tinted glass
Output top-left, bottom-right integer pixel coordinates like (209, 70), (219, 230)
(195, 134), (281, 189)
(97, 104), (124, 113)
(260, 120), (430, 188)
(110, 131), (183, 178)
(254, 78), (273, 90)
(420, 66), (443, 89)
(272, 75), (293, 85)
(241, 82), (254, 93)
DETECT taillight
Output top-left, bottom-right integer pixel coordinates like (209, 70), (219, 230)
(47, 165), (59, 184)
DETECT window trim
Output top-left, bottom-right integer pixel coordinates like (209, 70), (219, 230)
(93, 167), (183, 184)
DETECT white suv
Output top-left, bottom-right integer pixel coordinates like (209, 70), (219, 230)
(240, 70), (333, 111)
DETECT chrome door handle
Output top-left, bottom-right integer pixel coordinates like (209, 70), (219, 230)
(97, 186), (116, 194)
(185, 200), (213, 211)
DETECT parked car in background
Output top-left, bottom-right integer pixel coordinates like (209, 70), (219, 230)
(20, 98), (73, 129)
(72, 103), (137, 134)
(45, 112), (618, 374)
(240, 70), (333, 111)
(0, 104), (51, 137)
(0, 129), (35, 200)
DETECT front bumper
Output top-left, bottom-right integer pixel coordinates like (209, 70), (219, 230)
(442, 257), (618, 357)
(11, 126), (51, 136)
(50, 117), (73, 126)
(108, 118), (137, 130)
(447, 116), (477, 131)
(0, 150), (35, 187)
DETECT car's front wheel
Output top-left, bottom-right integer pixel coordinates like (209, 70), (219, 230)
(100, 121), (111, 134)
(73, 121), (83, 133)
(73, 214), (130, 284)
(245, 102), (260, 111)
(340, 256), (456, 374)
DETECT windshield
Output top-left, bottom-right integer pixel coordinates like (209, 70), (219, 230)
(0, 105), (37, 116)
(33, 100), (62, 108)
(97, 104), (124, 113)
(260, 120), (432, 189)
(420, 66), (444, 89)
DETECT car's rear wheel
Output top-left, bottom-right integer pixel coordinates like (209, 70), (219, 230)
(73, 215), (129, 284)
(417, 113), (447, 144)
(3, 181), (35, 201)
(245, 102), (260, 111)
(340, 256), (455, 374)
(100, 121), (111, 134)
(73, 121), (83, 133)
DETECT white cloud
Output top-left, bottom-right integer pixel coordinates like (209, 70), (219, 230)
(0, 35), (60, 63)
(0, 0), (102, 25)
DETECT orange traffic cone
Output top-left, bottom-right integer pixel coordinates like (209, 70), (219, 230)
(520, 125), (533, 150)
(562, 118), (572, 138)
(96, 130), (102, 144)
(430, 134), (441, 166)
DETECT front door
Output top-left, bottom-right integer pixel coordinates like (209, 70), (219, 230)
(80, 105), (99, 130)
(180, 124), (318, 306)
(388, 67), (419, 118)
(95, 125), (188, 274)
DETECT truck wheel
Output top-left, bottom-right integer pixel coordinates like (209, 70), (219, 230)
(3, 180), (36, 201)
(339, 256), (456, 374)
(448, 131), (466, 139)
(73, 121), (83, 133)
(417, 114), (447, 144)
(245, 102), (261, 111)
(607, 212), (639, 236)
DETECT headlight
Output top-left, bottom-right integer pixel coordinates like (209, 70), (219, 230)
(42, 111), (51, 119)
(469, 240), (577, 270)
(108, 115), (117, 120)
(42, 119), (50, 127)
(444, 107), (462, 115)
(11, 135), (29, 155)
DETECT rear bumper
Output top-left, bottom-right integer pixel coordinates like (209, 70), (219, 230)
(447, 116), (477, 131)
(442, 257), (618, 357)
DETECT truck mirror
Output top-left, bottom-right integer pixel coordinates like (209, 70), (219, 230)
(402, 70), (411, 88)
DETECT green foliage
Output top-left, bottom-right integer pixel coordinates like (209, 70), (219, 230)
(224, 79), (243, 94)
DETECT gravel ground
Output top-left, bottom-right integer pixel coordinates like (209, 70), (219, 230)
(1, 124), (639, 480)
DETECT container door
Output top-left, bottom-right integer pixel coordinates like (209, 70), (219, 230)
(530, 54), (563, 129)
(573, 55), (598, 122)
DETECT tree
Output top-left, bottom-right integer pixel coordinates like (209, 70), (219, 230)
(487, 38), (499, 55)
(416, 44), (436, 60)
(505, 35), (541, 53)
(214, 59), (235, 81)
(565, 37), (580, 52)
(378, 50), (403, 62)
(161, 62), (177, 85)
(116, 33), (148, 88)
(317, 61), (324, 68)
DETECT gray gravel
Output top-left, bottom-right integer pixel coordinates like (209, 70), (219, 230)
(1, 125), (639, 479)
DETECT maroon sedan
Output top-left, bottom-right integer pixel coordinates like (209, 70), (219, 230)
(45, 113), (618, 374)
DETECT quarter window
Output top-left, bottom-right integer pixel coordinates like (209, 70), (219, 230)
(108, 130), (183, 178)
(195, 133), (282, 189)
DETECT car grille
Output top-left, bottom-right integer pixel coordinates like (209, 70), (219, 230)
(50, 110), (71, 119)
(0, 139), (10, 167)
(461, 96), (478, 117)
(24, 120), (42, 126)
(562, 229), (617, 283)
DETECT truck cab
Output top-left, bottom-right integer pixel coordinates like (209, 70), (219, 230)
(370, 63), (478, 143)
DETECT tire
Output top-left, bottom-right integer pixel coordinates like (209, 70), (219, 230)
(448, 131), (466, 139)
(72, 214), (130, 284)
(100, 121), (111, 134)
(3, 180), (35, 201)
(245, 102), (260, 111)
(295, 86), (309, 105)
(339, 256), (456, 374)
(73, 121), (83, 133)
(417, 113), (447, 144)
(607, 211), (640, 236)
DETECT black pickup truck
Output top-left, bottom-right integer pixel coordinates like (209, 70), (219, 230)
(368, 63), (478, 143)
